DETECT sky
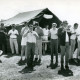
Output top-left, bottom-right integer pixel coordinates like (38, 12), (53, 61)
(0, 0), (80, 25)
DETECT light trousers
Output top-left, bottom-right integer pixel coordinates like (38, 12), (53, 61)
(70, 39), (76, 59)
(10, 38), (18, 54)
(35, 39), (42, 59)
(21, 45), (27, 59)
(77, 41), (80, 58)
(60, 42), (70, 66)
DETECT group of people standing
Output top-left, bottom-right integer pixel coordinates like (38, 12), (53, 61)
(0, 20), (80, 76)
(58, 21), (79, 76)
(19, 22), (44, 68)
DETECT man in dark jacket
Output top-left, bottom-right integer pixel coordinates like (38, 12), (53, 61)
(0, 23), (7, 54)
(58, 21), (73, 76)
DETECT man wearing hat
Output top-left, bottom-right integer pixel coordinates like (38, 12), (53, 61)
(58, 21), (73, 76)
(8, 24), (19, 55)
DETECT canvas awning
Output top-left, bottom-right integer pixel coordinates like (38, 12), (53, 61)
(1, 8), (61, 28)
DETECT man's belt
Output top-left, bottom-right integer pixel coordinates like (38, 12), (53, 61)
(10, 38), (17, 39)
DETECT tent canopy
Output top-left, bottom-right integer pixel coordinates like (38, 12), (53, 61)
(2, 8), (61, 28)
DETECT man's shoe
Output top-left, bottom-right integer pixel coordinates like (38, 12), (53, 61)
(34, 58), (38, 62)
(63, 69), (73, 77)
(51, 63), (57, 69)
(55, 63), (58, 67)
(61, 65), (65, 71)
(76, 58), (80, 62)
(0, 50), (3, 55)
(58, 67), (65, 75)
(69, 59), (77, 65)
(23, 59), (27, 63)
(38, 59), (41, 63)
(16, 53), (19, 56)
(0, 60), (2, 63)
(37, 59), (41, 65)
(17, 59), (25, 65)
(51, 63), (58, 69)
(65, 65), (69, 70)
(34, 58), (38, 65)
(75, 58), (80, 66)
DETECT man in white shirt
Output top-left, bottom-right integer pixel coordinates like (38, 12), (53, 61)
(43, 25), (49, 41)
(26, 24), (38, 70)
(49, 23), (58, 69)
(42, 25), (49, 51)
(8, 24), (19, 54)
(69, 23), (78, 65)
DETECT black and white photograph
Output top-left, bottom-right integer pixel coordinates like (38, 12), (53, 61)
(0, 0), (80, 80)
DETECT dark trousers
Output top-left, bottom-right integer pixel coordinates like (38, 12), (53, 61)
(27, 42), (35, 67)
(0, 40), (7, 54)
(51, 39), (58, 64)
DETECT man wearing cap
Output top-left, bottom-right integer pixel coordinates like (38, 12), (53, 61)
(34, 22), (44, 64)
(8, 24), (19, 55)
(58, 21), (72, 75)
(49, 23), (58, 68)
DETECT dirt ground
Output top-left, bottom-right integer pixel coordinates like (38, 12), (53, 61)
(0, 50), (80, 80)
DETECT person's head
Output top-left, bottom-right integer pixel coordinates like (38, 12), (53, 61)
(59, 23), (63, 28)
(52, 23), (57, 29)
(12, 24), (16, 30)
(62, 20), (68, 29)
(74, 23), (78, 29)
(68, 25), (71, 29)
(24, 22), (28, 27)
(35, 22), (39, 28)
(0, 23), (4, 28)
(29, 24), (33, 31)
(45, 25), (49, 29)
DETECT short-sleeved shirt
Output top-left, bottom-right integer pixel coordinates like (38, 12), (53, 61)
(43, 28), (49, 36)
(70, 28), (77, 40)
(50, 28), (58, 39)
(35, 27), (43, 39)
(27, 31), (38, 43)
(21, 27), (29, 37)
(21, 27), (29, 45)
(76, 28), (80, 41)
(42, 28), (49, 40)
(8, 29), (18, 38)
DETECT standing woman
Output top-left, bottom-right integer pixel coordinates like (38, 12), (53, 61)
(19, 22), (29, 63)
